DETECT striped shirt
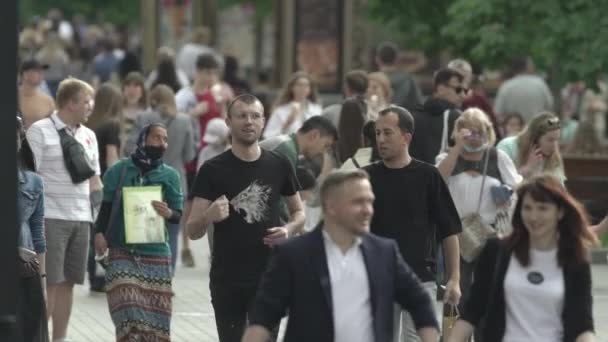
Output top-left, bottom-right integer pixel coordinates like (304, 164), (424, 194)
(26, 112), (100, 222)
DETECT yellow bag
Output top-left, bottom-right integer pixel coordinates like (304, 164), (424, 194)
(441, 303), (459, 341)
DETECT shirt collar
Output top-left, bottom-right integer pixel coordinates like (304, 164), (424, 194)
(289, 133), (300, 155)
(51, 111), (80, 131)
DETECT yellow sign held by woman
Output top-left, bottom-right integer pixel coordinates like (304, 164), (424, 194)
(123, 186), (166, 244)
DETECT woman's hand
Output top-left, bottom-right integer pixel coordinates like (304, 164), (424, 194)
(94, 233), (108, 255)
(152, 200), (173, 219)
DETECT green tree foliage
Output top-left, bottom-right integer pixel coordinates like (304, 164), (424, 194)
(20, 0), (140, 26)
(367, 0), (454, 55)
(368, 0), (608, 88)
(218, 0), (273, 24)
(443, 0), (608, 88)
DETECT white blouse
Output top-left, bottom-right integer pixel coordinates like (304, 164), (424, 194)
(264, 101), (322, 138)
(436, 149), (523, 225)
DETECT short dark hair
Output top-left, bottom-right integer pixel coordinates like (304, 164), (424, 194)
(196, 53), (219, 71)
(376, 41), (399, 65)
(344, 70), (368, 95)
(378, 105), (415, 134)
(510, 55), (530, 75)
(227, 93), (263, 116)
(433, 68), (464, 91)
(298, 115), (339, 141)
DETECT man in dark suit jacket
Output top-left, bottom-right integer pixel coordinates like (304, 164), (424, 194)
(243, 169), (439, 342)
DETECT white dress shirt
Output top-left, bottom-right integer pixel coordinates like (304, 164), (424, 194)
(322, 231), (375, 342)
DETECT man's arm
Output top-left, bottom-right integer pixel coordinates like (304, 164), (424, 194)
(186, 197), (213, 240)
(241, 326), (271, 342)
(284, 193), (305, 236)
(442, 235), (461, 305)
(264, 193), (305, 245)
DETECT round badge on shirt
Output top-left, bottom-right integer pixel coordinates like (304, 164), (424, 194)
(527, 271), (544, 285)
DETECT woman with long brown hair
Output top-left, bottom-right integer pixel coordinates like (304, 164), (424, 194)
(448, 175), (597, 342)
(497, 112), (565, 183)
(264, 71), (322, 137)
(336, 97), (367, 164)
(86, 83), (124, 175)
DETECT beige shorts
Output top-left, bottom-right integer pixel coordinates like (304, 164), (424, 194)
(45, 219), (90, 285)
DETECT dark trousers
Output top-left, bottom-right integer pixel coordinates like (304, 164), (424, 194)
(87, 225), (105, 290)
(14, 275), (49, 342)
(459, 258), (483, 342)
(211, 281), (278, 342)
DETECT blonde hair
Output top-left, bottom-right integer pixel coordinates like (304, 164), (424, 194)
(56, 77), (94, 109)
(516, 112), (563, 172)
(149, 84), (177, 117)
(453, 107), (497, 145)
(367, 71), (393, 102)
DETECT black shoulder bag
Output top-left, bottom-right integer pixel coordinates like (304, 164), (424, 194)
(51, 117), (96, 184)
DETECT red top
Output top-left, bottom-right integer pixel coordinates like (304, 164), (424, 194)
(185, 90), (221, 172)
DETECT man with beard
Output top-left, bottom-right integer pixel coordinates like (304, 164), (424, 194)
(243, 170), (439, 342)
(186, 94), (305, 342)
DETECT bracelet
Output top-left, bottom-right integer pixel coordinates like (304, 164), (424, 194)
(40, 274), (47, 278)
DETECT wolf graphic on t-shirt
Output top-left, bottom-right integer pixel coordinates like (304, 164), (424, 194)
(230, 180), (271, 224)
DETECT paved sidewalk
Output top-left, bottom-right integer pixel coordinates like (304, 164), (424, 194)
(65, 236), (608, 341)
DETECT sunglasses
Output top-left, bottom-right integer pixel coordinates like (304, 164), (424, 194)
(448, 85), (467, 94)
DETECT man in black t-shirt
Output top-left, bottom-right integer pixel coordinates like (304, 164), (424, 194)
(186, 94), (305, 342)
(363, 106), (462, 342)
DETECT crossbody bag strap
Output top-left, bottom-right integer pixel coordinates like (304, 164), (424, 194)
(105, 162), (129, 238)
(476, 148), (491, 213)
(351, 157), (361, 169)
(439, 109), (450, 155)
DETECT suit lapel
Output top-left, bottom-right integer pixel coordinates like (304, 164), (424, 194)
(359, 235), (378, 317)
(310, 227), (333, 314)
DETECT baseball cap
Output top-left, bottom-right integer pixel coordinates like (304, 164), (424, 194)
(20, 58), (49, 73)
(203, 118), (229, 144)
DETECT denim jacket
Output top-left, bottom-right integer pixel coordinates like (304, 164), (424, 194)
(18, 170), (45, 253)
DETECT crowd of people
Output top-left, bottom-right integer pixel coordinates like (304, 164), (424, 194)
(14, 11), (608, 342)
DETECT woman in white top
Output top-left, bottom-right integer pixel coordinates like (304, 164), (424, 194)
(436, 108), (522, 332)
(366, 71), (393, 121)
(448, 175), (597, 342)
(264, 72), (322, 137)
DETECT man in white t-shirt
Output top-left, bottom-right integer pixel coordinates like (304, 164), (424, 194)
(26, 78), (101, 342)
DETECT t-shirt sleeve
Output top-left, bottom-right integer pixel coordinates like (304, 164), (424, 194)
(190, 162), (218, 201)
(25, 124), (44, 171)
(429, 167), (462, 240)
(496, 149), (523, 187)
(104, 122), (121, 147)
(496, 137), (518, 165)
(435, 152), (448, 166)
(280, 156), (301, 197)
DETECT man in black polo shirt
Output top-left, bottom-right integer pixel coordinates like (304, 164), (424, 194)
(364, 106), (462, 342)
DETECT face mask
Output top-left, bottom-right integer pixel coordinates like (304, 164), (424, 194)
(144, 145), (166, 160)
(463, 143), (486, 153)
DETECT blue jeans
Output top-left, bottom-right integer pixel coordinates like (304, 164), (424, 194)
(167, 222), (180, 275)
